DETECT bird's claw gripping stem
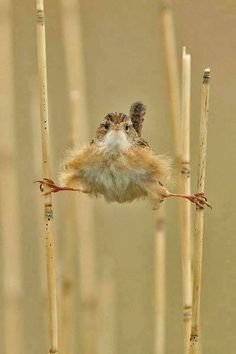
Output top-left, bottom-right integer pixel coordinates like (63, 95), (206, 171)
(187, 192), (212, 209)
(167, 191), (212, 209)
(34, 178), (82, 195)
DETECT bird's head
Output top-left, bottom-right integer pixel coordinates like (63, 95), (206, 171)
(95, 112), (138, 151)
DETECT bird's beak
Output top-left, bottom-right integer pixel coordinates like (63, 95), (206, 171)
(112, 124), (120, 131)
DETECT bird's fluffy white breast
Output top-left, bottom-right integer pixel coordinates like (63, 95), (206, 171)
(76, 132), (148, 202)
(79, 161), (148, 202)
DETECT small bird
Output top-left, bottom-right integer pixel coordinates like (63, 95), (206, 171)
(36, 102), (210, 209)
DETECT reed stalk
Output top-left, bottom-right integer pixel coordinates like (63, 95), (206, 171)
(160, 3), (194, 352)
(159, 1), (182, 351)
(29, 75), (47, 293)
(160, 0), (181, 157)
(29, 76), (48, 348)
(97, 259), (116, 354)
(36, 1), (58, 352)
(189, 68), (211, 354)
(158, 3), (181, 353)
(59, 1), (97, 353)
(180, 47), (192, 354)
(0, 2), (23, 353)
(59, 1), (81, 351)
(154, 208), (166, 354)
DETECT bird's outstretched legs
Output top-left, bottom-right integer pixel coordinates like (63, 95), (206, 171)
(166, 191), (212, 209)
(34, 178), (88, 196)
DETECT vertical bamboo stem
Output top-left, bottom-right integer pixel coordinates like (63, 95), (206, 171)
(154, 208), (166, 354)
(160, 0), (181, 157)
(36, 1), (58, 353)
(189, 68), (211, 354)
(0, 3), (23, 353)
(180, 47), (192, 354)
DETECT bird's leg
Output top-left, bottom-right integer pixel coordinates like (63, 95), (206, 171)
(34, 178), (89, 196)
(165, 191), (211, 208)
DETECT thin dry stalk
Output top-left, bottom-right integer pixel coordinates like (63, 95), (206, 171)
(154, 208), (166, 354)
(158, 3), (181, 353)
(180, 47), (192, 354)
(160, 0), (181, 156)
(29, 76), (47, 295)
(59, 179), (78, 354)
(189, 68), (211, 354)
(0, 3), (23, 352)
(59, 1), (96, 353)
(97, 260), (116, 354)
(29, 76), (48, 340)
(36, 1), (58, 353)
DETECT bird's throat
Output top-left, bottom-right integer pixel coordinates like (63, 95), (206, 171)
(100, 130), (131, 151)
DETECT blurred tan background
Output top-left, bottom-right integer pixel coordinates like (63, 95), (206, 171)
(1, 0), (236, 354)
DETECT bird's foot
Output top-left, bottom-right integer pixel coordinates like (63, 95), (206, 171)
(183, 192), (212, 209)
(167, 191), (212, 209)
(34, 178), (82, 195)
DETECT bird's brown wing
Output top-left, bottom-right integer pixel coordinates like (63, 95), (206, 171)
(136, 137), (150, 149)
(129, 101), (146, 136)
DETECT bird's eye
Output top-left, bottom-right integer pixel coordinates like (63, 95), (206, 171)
(104, 122), (109, 130)
(125, 124), (129, 132)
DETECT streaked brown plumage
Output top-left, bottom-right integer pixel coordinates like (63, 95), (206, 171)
(129, 101), (146, 136)
(36, 102), (210, 209)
